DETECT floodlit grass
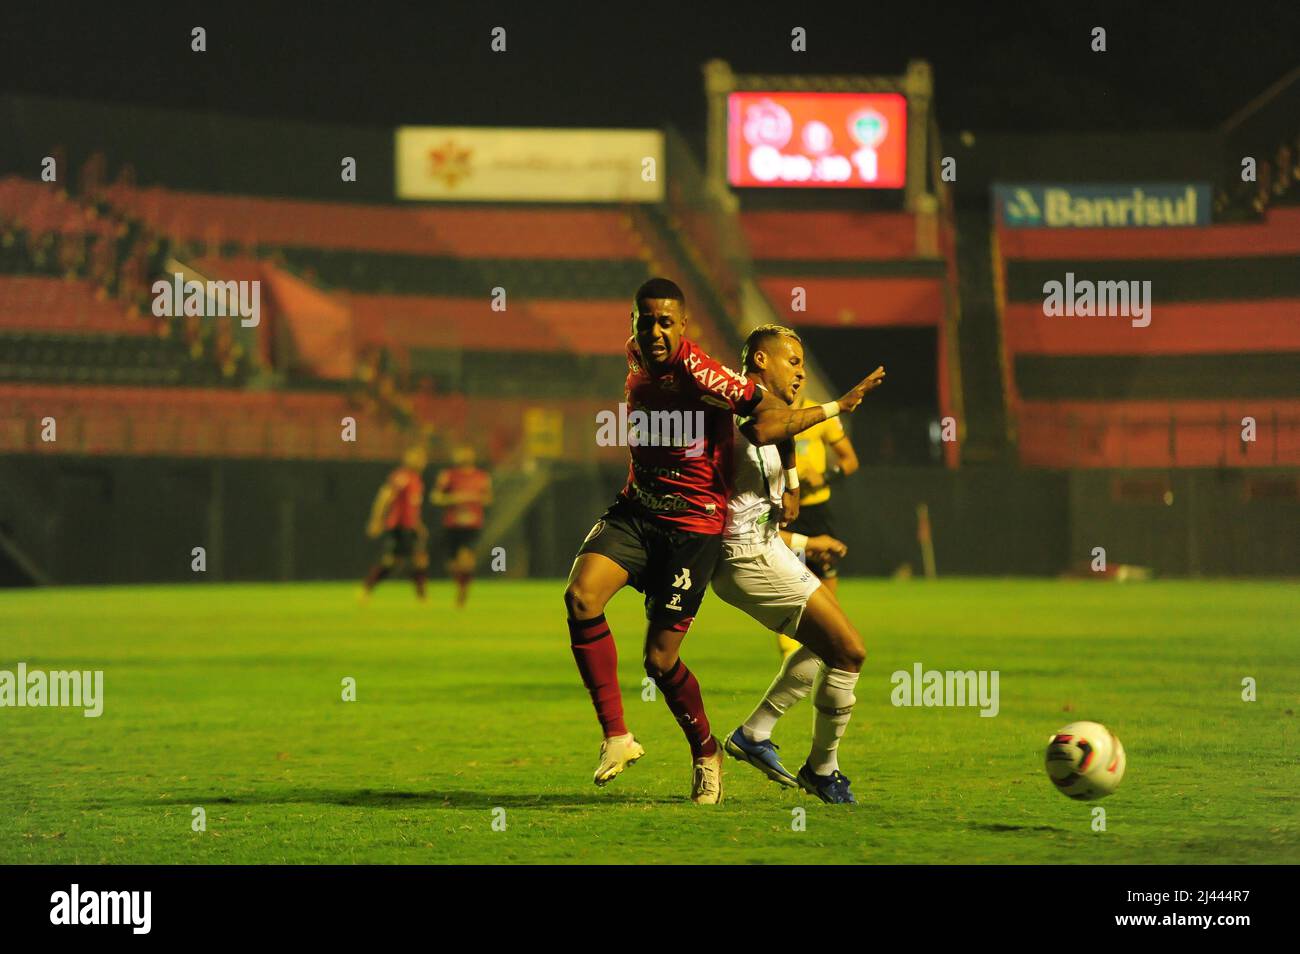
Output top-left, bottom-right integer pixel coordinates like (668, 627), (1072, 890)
(1, 579), (1296, 864)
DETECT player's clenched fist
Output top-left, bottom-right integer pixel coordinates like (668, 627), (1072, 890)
(836, 366), (886, 414)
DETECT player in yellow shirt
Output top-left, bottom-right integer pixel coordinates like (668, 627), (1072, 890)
(778, 396), (859, 657)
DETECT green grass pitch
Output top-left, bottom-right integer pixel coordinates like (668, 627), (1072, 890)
(2, 579), (1296, 864)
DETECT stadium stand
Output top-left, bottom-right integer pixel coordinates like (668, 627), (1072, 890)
(737, 206), (953, 464)
(996, 207), (1300, 467)
(0, 164), (655, 472)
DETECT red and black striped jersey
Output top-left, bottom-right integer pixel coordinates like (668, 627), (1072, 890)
(617, 336), (760, 534)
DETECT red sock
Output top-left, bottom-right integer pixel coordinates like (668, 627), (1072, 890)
(568, 614), (627, 737)
(654, 659), (716, 758)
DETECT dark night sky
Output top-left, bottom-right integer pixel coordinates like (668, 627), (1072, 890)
(3, 2), (1297, 143)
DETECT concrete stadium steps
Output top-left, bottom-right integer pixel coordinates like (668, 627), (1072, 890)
(0, 275), (153, 335)
(1003, 300), (1300, 355)
(755, 275), (945, 327)
(100, 183), (646, 259)
(998, 207), (1300, 260)
(1017, 399), (1300, 468)
(740, 210), (921, 261)
(0, 176), (118, 238)
(345, 293), (632, 355)
(272, 246), (649, 299)
(0, 330), (202, 387)
(0, 383), (625, 464)
(0, 384), (410, 459)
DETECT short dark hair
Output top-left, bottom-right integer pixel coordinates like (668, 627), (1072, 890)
(634, 277), (685, 306)
(741, 324), (802, 372)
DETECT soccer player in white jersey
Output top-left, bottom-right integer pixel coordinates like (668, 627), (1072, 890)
(712, 324), (884, 803)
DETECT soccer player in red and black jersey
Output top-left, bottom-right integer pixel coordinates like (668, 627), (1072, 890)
(564, 278), (882, 803)
(431, 444), (493, 609)
(361, 446), (430, 602)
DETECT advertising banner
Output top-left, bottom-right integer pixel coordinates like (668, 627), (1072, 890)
(993, 183), (1212, 228)
(396, 127), (664, 202)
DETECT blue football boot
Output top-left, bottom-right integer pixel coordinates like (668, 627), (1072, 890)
(723, 727), (798, 788)
(796, 762), (857, 804)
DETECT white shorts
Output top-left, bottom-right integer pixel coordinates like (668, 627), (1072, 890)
(710, 537), (821, 636)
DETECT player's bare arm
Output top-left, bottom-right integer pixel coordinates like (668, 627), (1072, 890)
(830, 433), (859, 476)
(779, 529), (848, 562)
(744, 366), (886, 445)
(429, 473), (457, 506)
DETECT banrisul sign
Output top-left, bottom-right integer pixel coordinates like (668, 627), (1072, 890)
(994, 183), (1211, 228)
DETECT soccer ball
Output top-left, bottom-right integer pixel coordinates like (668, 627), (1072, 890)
(1044, 721), (1126, 800)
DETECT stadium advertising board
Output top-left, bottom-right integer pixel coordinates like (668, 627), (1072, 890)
(395, 127), (664, 202)
(727, 92), (907, 188)
(994, 183), (1212, 228)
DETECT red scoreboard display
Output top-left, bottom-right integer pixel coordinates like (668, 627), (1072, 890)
(727, 92), (907, 189)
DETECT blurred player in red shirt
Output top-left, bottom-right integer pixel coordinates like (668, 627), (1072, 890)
(361, 446), (430, 602)
(430, 444), (493, 608)
(564, 278), (881, 803)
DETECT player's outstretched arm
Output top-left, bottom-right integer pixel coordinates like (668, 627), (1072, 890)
(744, 366), (886, 446)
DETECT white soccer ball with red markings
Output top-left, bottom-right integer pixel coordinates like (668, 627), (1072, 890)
(1044, 721), (1126, 800)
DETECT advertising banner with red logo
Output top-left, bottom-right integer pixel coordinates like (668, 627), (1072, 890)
(727, 93), (907, 189)
(395, 127), (664, 202)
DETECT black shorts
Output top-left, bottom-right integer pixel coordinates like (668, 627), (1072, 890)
(576, 497), (722, 631)
(383, 527), (424, 561)
(788, 499), (838, 579)
(446, 527), (480, 558)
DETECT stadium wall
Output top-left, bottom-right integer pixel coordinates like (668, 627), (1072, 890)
(2, 455), (1295, 585)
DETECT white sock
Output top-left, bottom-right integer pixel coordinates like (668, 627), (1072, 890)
(742, 645), (819, 742)
(808, 666), (859, 775)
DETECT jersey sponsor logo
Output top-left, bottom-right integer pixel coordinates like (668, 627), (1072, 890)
(683, 350), (749, 403)
(628, 481), (691, 513)
(632, 460), (684, 481)
(583, 520), (606, 544)
(691, 367), (747, 404)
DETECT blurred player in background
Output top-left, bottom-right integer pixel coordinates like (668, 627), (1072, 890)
(564, 278), (883, 804)
(777, 384), (860, 657)
(710, 324), (882, 803)
(431, 445), (492, 609)
(361, 445), (430, 602)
